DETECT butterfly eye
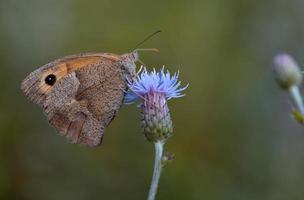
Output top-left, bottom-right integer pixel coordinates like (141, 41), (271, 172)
(44, 74), (57, 86)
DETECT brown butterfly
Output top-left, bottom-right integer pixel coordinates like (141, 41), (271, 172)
(21, 51), (143, 147)
(21, 30), (161, 147)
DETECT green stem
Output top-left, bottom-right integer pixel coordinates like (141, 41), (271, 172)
(147, 141), (164, 200)
(289, 86), (304, 114)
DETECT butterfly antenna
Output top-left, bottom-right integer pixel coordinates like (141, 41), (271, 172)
(134, 48), (159, 53)
(133, 30), (162, 50)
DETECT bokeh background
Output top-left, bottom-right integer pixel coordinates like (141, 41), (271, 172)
(1, 0), (304, 199)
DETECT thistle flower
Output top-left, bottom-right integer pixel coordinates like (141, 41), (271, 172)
(272, 53), (304, 123)
(124, 67), (188, 142)
(125, 66), (188, 200)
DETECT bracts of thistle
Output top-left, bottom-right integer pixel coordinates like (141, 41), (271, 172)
(124, 67), (188, 200)
(272, 53), (304, 123)
(141, 91), (173, 142)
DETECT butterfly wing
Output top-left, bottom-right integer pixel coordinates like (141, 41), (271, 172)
(21, 53), (129, 147)
(73, 57), (128, 146)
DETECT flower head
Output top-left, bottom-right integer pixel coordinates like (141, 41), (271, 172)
(124, 66), (188, 142)
(272, 53), (302, 90)
(124, 67), (188, 104)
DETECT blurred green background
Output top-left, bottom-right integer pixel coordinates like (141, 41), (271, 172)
(1, 0), (304, 199)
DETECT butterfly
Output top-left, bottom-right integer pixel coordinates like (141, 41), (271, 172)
(21, 51), (141, 147)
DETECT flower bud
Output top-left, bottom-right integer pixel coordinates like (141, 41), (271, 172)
(272, 53), (302, 90)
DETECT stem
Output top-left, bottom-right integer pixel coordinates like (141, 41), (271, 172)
(289, 86), (304, 114)
(147, 141), (164, 200)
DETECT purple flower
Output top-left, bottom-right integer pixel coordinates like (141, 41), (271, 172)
(124, 67), (188, 142)
(124, 67), (188, 104)
(272, 53), (302, 90)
